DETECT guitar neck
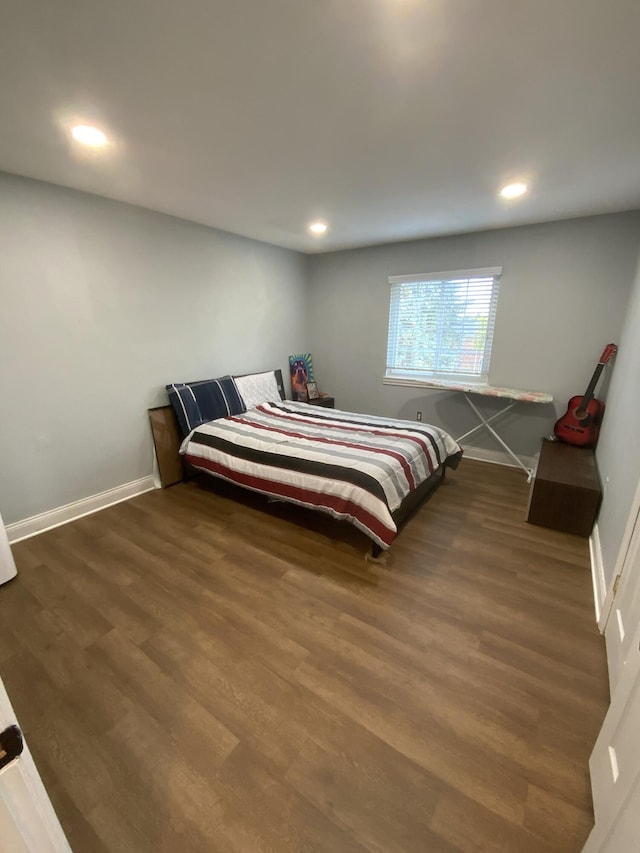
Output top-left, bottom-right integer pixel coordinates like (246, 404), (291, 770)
(580, 362), (605, 407)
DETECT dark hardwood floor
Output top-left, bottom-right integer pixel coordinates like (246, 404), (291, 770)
(0, 460), (609, 852)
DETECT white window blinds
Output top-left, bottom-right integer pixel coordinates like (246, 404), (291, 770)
(385, 267), (501, 384)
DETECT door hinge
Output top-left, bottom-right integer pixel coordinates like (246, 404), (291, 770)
(613, 574), (622, 596)
(0, 725), (23, 771)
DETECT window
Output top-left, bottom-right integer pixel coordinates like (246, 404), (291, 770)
(385, 267), (501, 385)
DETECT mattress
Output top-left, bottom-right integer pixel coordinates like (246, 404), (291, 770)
(181, 401), (461, 549)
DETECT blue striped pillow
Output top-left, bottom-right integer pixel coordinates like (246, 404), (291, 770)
(192, 376), (245, 422)
(166, 376), (245, 436)
(166, 383), (203, 437)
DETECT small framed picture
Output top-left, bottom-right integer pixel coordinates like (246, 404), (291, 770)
(306, 381), (320, 400)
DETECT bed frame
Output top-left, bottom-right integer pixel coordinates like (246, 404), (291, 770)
(148, 369), (449, 557)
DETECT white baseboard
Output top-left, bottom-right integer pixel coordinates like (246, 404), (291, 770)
(461, 445), (535, 472)
(589, 521), (606, 624)
(6, 476), (156, 544)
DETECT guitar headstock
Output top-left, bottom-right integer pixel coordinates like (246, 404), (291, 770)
(599, 343), (618, 364)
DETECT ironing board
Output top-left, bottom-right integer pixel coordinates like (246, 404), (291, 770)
(423, 380), (553, 480)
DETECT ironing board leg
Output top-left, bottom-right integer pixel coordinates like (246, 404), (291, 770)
(456, 400), (518, 444)
(458, 395), (533, 480)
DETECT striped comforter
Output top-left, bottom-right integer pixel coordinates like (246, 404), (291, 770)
(181, 401), (462, 549)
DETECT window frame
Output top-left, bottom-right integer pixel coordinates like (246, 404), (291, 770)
(384, 266), (502, 388)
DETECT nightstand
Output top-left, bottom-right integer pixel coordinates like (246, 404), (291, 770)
(527, 438), (601, 537)
(307, 396), (335, 408)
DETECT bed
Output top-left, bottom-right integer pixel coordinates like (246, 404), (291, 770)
(159, 369), (462, 556)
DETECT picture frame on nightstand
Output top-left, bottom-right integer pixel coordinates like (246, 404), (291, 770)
(306, 381), (320, 400)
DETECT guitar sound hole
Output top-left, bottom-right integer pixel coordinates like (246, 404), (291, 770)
(573, 409), (591, 425)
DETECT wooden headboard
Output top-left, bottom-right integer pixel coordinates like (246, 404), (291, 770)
(148, 404), (184, 487)
(149, 369), (286, 488)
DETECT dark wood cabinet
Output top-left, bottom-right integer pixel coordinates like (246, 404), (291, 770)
(307, 396), (335, 408)
(527, 438), (602, 537)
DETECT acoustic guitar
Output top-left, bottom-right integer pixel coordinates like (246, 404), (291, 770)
(554, 343), (617, 447)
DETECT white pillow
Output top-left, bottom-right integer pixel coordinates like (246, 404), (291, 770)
(234, 371), (281, 410)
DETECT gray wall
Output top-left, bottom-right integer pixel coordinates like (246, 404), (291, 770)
(2, 170), (638, 545)
(0, 173), (307, 525)
(307, 213), (640, 462)
(596, 249), (640, 588)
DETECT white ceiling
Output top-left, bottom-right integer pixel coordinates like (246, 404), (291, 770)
(2, 0), (639, 253)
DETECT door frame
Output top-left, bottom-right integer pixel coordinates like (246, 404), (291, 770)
(583, 615), (640, 852)
(0, 678), (71, 852)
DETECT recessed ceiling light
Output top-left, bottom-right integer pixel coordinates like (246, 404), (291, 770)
(308, 221), (328, 235)
(71, 125), (108, 147)
(500, 182), (528, 199)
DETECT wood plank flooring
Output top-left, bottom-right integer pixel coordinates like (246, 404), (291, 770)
(0, 460), (609, 852)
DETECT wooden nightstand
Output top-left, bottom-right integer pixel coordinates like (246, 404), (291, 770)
(307, 396), (335, 408)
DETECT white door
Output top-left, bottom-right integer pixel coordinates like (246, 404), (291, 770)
(0, 677), (71, 852)
(598, 478), (640, 635)
(583, 616), (640, 852)
(587, 776), (640, 853)
(604, 505), (640, 693)
(0, 511), (18, 585)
